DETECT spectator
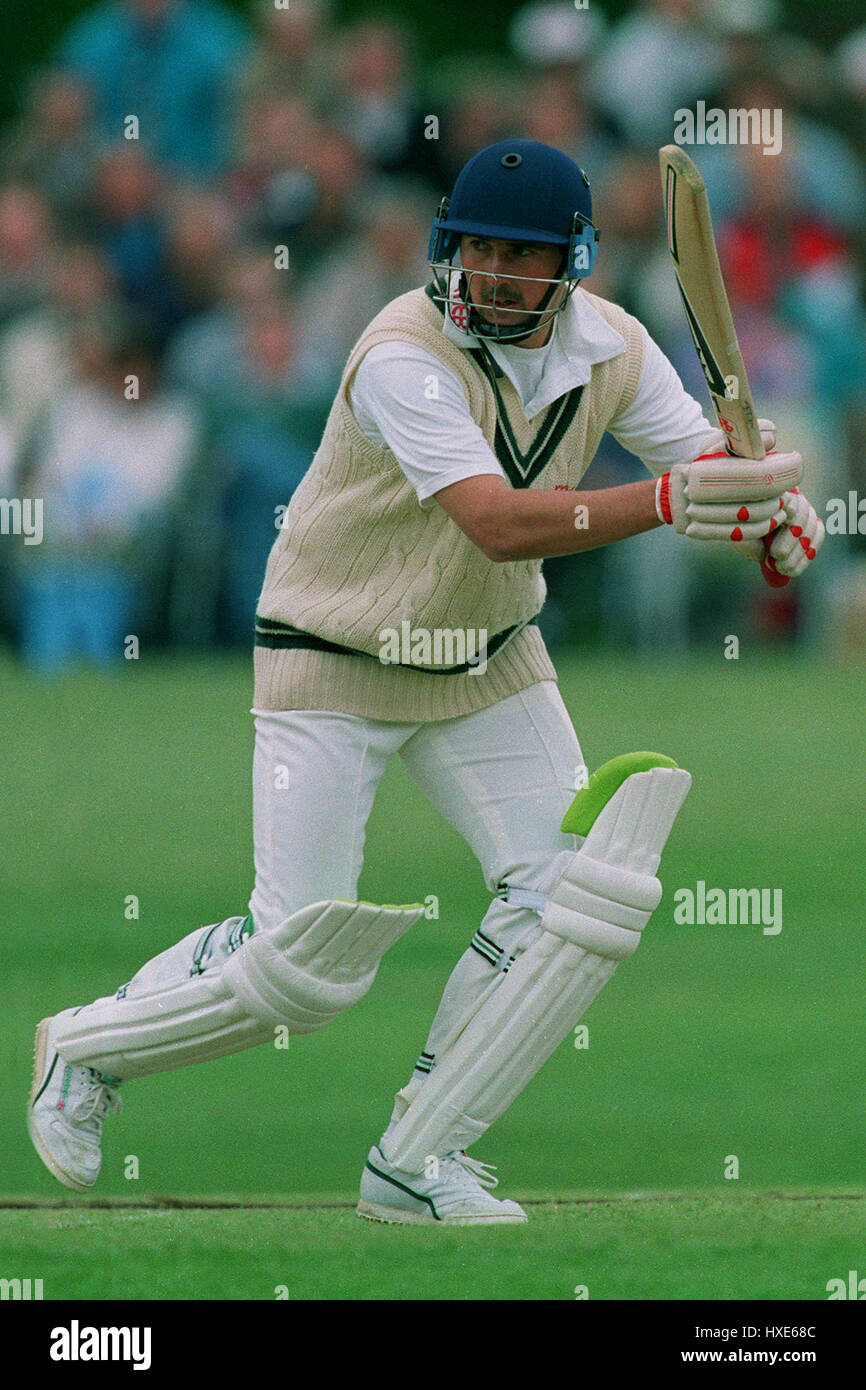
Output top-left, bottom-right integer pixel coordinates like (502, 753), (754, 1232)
(58, 0), (251, 176)
(286, 124), (371, 277)
(836, 23), (866, 159)
(164, 245), (282, 402)
(168, 284), (332, 643)
(508, 1), (607, 75)
(716, 139), (866, 427)
(0, 185), (56, 326)
(590, 0), (722, 148)
(227, 93), (320, 245)
(163, 184), (241, 324)
(0, 240), (117, 453)
(88, 144), (182, 343)
(520, 71), (615, 189)
(696, 69), (866, 238)
(330, 20), (418, 174)
(233, 0), (336, 111)
(218, 295), (333, 641)
(432, 79), (515, 189)
(165, 248), (334, 639)
(583, 152), (673, 330)
(706, 0), (829, 117)
(1, 70), (99, 230)
(13, 310), (201, 669)
(299, 184), (432, 382)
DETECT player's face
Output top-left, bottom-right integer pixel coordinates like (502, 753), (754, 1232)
(459, 236), (564, 332)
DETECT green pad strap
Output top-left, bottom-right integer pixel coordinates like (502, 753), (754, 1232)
(561, 751), (680, 836)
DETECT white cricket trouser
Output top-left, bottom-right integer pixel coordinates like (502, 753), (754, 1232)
(248, 680), (583, 1068)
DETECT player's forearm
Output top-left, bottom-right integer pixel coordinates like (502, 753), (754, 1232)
(487, 479), (661, 561)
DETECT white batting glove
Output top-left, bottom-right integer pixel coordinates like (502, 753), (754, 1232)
(764, 489), (825, 578)
(655, 446), (802, 543)
(722, 419), (778, 560)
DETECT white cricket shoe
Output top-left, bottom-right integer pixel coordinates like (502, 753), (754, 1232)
(28, 1012), (122, 1193)
(357, 1144), (528, 1225)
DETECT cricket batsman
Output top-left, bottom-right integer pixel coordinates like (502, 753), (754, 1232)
(29, 141), (824, 1223)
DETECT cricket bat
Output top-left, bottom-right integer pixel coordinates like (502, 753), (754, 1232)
(658, 143), (789, 587)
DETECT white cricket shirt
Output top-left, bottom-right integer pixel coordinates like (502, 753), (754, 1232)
(349, 287), (719, 505)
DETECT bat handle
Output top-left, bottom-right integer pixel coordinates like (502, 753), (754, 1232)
(760, 534), (790, 588)
(729, 434), (791, 588)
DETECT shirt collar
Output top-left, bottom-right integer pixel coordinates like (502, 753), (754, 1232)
(439, 279), (626, 417)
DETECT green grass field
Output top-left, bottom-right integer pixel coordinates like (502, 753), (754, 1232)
(2, 1198), (864, 1300)
(2, 649), (865, 1300)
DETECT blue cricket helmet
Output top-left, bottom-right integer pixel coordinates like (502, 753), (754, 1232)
(428, 140), (600, 341)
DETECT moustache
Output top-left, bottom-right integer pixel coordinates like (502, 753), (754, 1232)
(481, 292), (523, 308)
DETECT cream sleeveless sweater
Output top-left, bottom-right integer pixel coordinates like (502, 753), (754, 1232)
(254, 285), (644, 721)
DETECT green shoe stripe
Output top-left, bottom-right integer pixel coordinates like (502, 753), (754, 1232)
(32, 1051), (58, 1106)
(365, 1153), (441, 1220)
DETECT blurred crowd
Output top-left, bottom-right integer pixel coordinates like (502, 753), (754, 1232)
(0, 0), (864, 669)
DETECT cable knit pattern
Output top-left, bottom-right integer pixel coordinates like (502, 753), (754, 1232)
(254, 285), (644, 721)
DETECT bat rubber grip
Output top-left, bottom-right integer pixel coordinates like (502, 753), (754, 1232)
(761, 536), (790, 588)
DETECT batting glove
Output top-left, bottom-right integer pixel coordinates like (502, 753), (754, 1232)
(655, 446), (802, 543)
(763, 489), (825, 578)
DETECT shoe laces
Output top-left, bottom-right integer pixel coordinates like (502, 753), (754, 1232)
(445, 1151), (499, 1190)
(66, 1071), (122, 1137)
